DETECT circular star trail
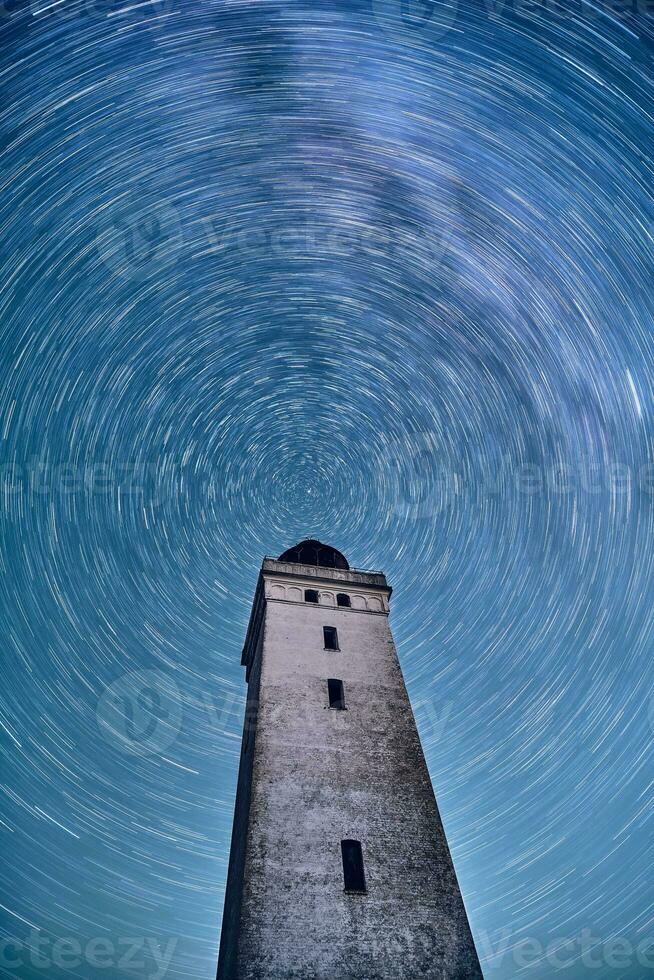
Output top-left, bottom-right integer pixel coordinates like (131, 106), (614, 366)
(1, 1), (653, 977)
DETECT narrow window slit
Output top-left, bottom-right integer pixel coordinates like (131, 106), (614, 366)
(323, 626), (339, 650)
(341, 840), (366, 893)
(327, 678), (345, 710)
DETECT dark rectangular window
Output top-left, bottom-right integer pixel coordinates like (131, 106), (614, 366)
(341, 839), (366, 893)
(327, 678), (345, 710)
(304, 589), (319, 603)
(323, 626), (339, 650)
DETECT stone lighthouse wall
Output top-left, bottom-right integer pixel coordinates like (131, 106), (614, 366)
(217, 560), (482, 980)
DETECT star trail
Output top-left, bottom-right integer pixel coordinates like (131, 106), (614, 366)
(1, 0), (653, 977)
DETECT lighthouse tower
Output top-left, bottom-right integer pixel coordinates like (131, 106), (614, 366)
(217, 540), (482, 979)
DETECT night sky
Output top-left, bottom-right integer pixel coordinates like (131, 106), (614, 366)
(1, 0), (654, 977)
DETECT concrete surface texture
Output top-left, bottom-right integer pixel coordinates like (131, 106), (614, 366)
(217, 546), (483, 980)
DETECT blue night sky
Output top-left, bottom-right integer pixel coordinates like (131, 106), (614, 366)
(1, 1), (653, 978)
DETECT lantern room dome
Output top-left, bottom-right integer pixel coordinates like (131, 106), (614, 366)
(278, 539), (349, 570)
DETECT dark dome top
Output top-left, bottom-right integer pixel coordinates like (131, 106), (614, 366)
(278, 539), (349, 570)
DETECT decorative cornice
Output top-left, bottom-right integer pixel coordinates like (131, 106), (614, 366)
(262, 558), (390, 593)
